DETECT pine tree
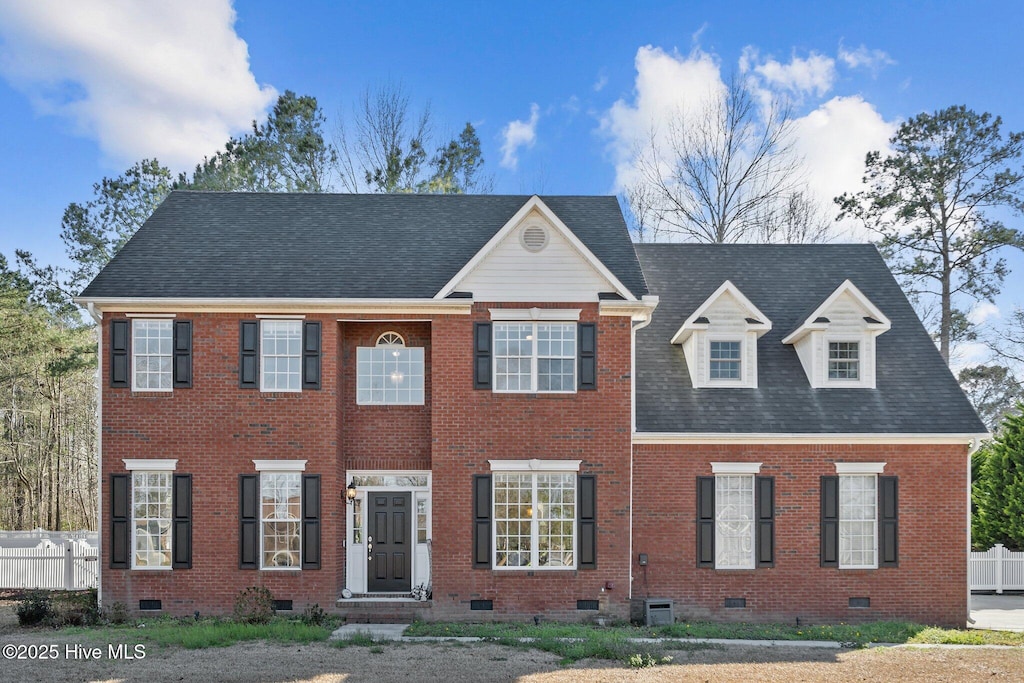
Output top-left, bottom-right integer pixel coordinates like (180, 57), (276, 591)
(973, 405), (1024, 549)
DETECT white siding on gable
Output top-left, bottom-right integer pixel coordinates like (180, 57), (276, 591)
(686, 290), (762, 388)
(456, 211), (614, 302)
(789, 290), (881, 389)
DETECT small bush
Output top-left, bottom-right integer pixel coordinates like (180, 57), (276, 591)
(301, 603), (328, 626)
(15, 591), (52, 626)
(233, 586), (275, 625)
(104, 601), (131, 625)
(49, 590), (99, 627)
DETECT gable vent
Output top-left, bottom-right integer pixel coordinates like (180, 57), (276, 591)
(520, 224), (549, 252)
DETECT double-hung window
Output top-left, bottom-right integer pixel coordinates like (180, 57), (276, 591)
(132, 471), (172, 568)
(697, 463), (774, 570)
(494, 322), (576, 392)
(260, 471), (302, 569)
(490, 461), (579, 570)
(822, 463), (897, 570)
(828, 341), (860, 380)
(709, 340), (742, 381)
(838, 474), (877, 568)
(132, 319), (173, 391)
(261, 320), (302, 392)
(715, 474), (755, 568)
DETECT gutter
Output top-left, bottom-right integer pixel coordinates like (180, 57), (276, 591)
(628, 296), (658, 603)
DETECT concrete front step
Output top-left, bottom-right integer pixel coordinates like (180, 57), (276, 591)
(336, 598), (432, 624)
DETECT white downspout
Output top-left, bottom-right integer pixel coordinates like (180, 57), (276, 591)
(86, 303), (103, 607)
(966, 435), (985, 625)
(628, 303), (655, 603)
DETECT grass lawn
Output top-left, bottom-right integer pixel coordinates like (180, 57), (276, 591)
(63, 617), (335, 649)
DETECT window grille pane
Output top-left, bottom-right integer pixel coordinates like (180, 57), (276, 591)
(261, 321), (302, 391)
(839, 475), (876, 567)
(416, 498), (428, 543)
(356, 346), (425, 404)
(714, 474), (754, 568)
(709, 341), (742, 380)
(493, 473), (533, 567)
(828, 342), (860, 380)
(261, 472), (301, 568)
(132, 471), (172, 568)
(132, 320), (173, 390)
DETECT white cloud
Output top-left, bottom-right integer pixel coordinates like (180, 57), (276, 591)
(592, 73), (608, 92)
(838, 43), (895, 72)
(968, 302), (1002, 325)
(600, 45), (899, 241)
(748, 49), (836, 97)
(791, 96), (897, 236)
(0, 0), (276, 170)
(500, 103), (540, 170)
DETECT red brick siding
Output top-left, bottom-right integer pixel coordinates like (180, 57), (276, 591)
(426, 303), (634, 621)
(631, 443), (969, 627)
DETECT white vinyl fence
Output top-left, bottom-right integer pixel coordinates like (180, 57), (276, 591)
(0, 531), (98, 590)
(970, 544), (1024, 593)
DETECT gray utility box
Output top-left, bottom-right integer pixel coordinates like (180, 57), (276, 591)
(644, 598), (674, 626)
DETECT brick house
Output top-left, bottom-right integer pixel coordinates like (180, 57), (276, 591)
(77, 192), (986, 627)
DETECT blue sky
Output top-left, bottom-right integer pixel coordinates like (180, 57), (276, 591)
(0, 1), (1022, 364)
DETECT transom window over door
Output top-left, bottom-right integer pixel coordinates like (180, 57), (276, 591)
(356, 331), (425, 405)
(494, 323), (576, 392)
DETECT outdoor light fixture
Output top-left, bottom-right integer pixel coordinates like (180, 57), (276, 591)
(344, 482), (358, 504)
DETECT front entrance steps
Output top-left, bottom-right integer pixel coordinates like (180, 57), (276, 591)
(331, 623), (409, 641)
(336, 596), (431, 624)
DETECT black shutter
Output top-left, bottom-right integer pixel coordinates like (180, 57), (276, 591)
(696, 476), (715, 567)
(474, 322), (492, 389)
(755, 476), (775, 567)
(110, 474), (130, 568)
(821, 476), (839, 567)
(302, 321), (321, 390)
(473, 475), (491, 567)
(173, 321), (192, 388)
(239, 474), (259, 569)
(172, 474), (192, 569)
(578, 474), (597, 569)
(879, 476), (898, 567)
(110, 320), (130, 388)
(239, 321), (259, 388)
(578, 323), (597, 390)
(301, 474), (321, 569)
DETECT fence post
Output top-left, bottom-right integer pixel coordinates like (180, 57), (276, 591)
(64, 542), (74, 590)
(995, 543), (1004, 595)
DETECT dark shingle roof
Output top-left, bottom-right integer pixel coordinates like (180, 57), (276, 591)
(80, 192), (647, 299)
(634, 244), (985, 434)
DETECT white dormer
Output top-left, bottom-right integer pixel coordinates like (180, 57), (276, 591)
(781, 280), (891, 389)
(670, 281), (772, 388)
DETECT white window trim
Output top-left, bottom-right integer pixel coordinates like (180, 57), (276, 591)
(489, 459), (582, 472)
(130, 470), (174, 571)
(124, 313), (176, 318)
(259, 319), (303, 393)
(835, 462), (884, 569)
(706, 338), (744, 385)
(355, 343), (425, 406)
(123, 459), (178, 471)
(835, 462), (886, 474)
(253, 459), (307, 472)
(711, 462), (762, 474)
(824, 336), (864, 384)
(489, 308), (582, 321)
(131, 318), (174, 393)
(491, 470), (578, 571)
(492, 321), (578, 394)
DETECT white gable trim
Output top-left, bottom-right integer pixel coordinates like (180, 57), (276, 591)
(781, 280), (891, 345)
(433, 195), (636, 301)
(670, 280), (772, 345)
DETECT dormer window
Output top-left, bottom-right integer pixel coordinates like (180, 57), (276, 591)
(670, 281), (771, 389)
(782, 280), (890, 389)
(827, 341), (860, 380)
(709, 341), (742, 380)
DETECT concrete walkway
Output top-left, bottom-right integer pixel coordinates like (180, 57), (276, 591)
(970, 594), (1024, 632)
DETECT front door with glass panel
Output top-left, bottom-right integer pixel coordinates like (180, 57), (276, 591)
(367, 492), (412, 592)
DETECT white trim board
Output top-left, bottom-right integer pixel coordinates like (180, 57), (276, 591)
(74, 297), (473, 315)
(253, 459), (307, 472)
(633, 432), (988, 445)
(122, 459), (177, 471)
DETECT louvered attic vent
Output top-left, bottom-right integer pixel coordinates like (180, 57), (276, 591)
(520, 225), (549, 252)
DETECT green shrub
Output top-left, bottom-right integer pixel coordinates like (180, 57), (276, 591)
(49, 590), (99, 627)
(232, 586), (275, 624)
(15, 591), (52, 626)
(301, 603), (328, 626)
(104, 601), (131, 625)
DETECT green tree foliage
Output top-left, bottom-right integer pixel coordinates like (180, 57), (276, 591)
(837, 106), (1024, 363)
(0, 256), (97, 530)
(973, 405), (1024, 550)
(958, 364), (1024, 433)
(336, 82), (490, 194)
(186, 90), (336, 193)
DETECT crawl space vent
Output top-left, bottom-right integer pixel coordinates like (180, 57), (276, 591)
(520, 225), (549, 252)
(139, 599), (162, 611)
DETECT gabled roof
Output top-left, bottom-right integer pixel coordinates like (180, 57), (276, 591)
(79, 192), (647, 300)
(634, 244), (985, 435)
(670, 279), (772, 344)
(781, 279), (891, 345)
(436, 195), (636, 300)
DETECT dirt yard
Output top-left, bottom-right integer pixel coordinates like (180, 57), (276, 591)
(0, 604), (1021, 682)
